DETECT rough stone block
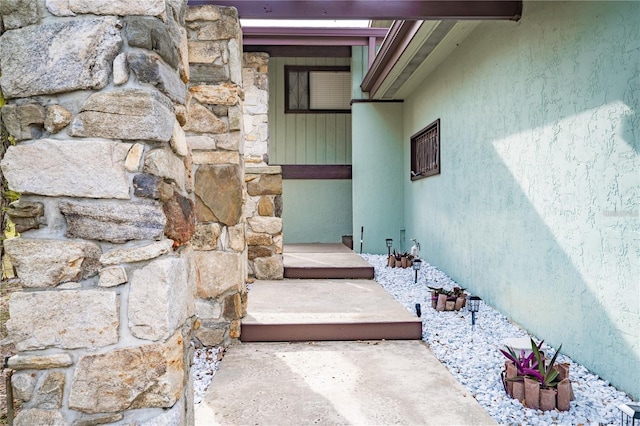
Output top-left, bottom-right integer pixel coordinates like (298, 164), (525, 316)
(133, 173), (174, 201)
(7, 290), (119, 351)
(229, 106), (242, 131)
(258, 196), (274, 216)
(189, 64), (229, 84)
(4, 238), (101, 288)
(12, 372), (37, 402)
(197, 15), (239, 41)
(190, 223), (221, 251)
(223, 293), (243, 321)
(178, 27), (190, 83)
(71, 88), (174, 142)
(5, 200), (45, 233)
(194, 327), (226, 347)
(183, 100), (227, 134)
(72, 414), (125, 426)
(113, 52), (129, 85)
(144, 147), (187, 192)
(125, 16), (180, 70)
(215, 132), (242, 151)
(185, 5), (222, 21)
(46, 0), (75, 16)
(227, 224), (245, 253)
(0, 17), (121, 99)
(68, 0), (165, 16)
(194, 251), (242, 299)
(187, 41), (222, 64)
(253, 255), (284, 280)
(1, 103), (44, 141)
(44, 105), (72, 133)
(248, 245), (273, 260)
(186, 135), (216, 150)
(190, 84), (242, 106)
(69, 332), (184, 414)
(163, 193), (195, 245)
(194, 164), (242, 226)
(246, 232), (272, 246)
(247, 174), (282, 196)
(100, 239), (173, 265)
(98, 266), (128, 288)
(35, 371), (65, 409)
(60, 200), (165, 243)
(8, 354), (73, 370)
(125, 143), (145, 172)
(0, 139), (131, 199)
(196, 299), (222, 321)
(14, 409), (66, 426)
(274, 195), (283, 217)
(128, 52), (187, 105)
(129, 257), (191, 341)
(247, 217), (282, 235)
(171, 119), (189, 156)
(0, 0), (41, 30)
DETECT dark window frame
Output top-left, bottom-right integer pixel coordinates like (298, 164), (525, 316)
(410, 119), (440, 180)
(284, 65), (351, 114)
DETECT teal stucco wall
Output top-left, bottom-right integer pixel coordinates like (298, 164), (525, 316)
(352, 102), (405, 254)
(282, 179), (353, 244)
(402, 1), (639, 398)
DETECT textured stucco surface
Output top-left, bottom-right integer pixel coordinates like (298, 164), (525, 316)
(282, 179), (352, 244)
(400, 1), (638, 398)
(352, 103), (405, 254)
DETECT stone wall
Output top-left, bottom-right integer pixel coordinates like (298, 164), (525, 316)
(0, 1), (247, 423)
(242, 52), (284, 279)
(184, 5), (248, 346)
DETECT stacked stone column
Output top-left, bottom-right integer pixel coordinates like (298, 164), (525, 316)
(0, 1), (203, 424)
(184, 6), (248, 346)
(242, 53), (284, 280)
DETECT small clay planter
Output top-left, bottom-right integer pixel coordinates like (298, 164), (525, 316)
(524, 377), (540, 409)
(557, 378), (572, 411)
(512, 381), (525, 402)
(505, 361), (516, 396)
(431, 291), (468, 311)
(540, 388), (557, 411)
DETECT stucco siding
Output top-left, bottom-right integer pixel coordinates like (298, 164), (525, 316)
(402, 1), (639, 398)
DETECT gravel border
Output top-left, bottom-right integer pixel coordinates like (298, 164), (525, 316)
(363, 253), (635, 425)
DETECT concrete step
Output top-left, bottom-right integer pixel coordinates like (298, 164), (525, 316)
(283, 243), (374, 279)
(241, 279), (422, 342)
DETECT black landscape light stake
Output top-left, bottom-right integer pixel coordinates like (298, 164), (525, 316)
(386, 238), (393, 257)
(412, 258), (422, 283)
(467, 295), (482, 331)
(618, 403), (640, 426)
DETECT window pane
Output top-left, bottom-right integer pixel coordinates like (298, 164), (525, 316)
(309, 71), (351, 110)
(288, 71), (308, 110)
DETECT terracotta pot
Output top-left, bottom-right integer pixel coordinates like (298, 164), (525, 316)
(387, 255), (396, 267)
(436, 294), (447, 311)
(445, 300), (456, 311)
(556, 363), (570, 381)
(512, 380), (525, 403)
(540, 388), (557, 411)
(454, 296), (465, 311)
(524, 377), (540, 409)
(431, 291), (437, 309)
(557, 378), (571, 411)
(505, 361), (517, 397)
(401, 256), (408, 268)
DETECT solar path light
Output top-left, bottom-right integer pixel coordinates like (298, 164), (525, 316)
(467, 295), (482, 331)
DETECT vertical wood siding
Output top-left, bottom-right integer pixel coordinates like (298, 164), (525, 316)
(269, 57), (352, 165)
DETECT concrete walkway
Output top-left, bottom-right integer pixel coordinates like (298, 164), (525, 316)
(195, 340), (496, 425)
(195, 244), (495, 425)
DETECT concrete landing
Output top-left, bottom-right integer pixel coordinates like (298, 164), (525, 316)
(241, 279), (422, 342)
(283, 244), (374, 279)
(195, 341), (496, 426)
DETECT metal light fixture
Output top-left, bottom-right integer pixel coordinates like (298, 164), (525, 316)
(467, 295), (482, 331)
(412, 258), (422, 283)
(385, 238), (393, 256)
(618, 403), (640, 425)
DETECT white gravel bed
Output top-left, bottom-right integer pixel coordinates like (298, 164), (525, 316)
(362, 254), (635, 425)
(192, 346), (224, 405)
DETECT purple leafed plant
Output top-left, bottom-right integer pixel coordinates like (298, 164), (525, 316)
(501, 337), (563, 388)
